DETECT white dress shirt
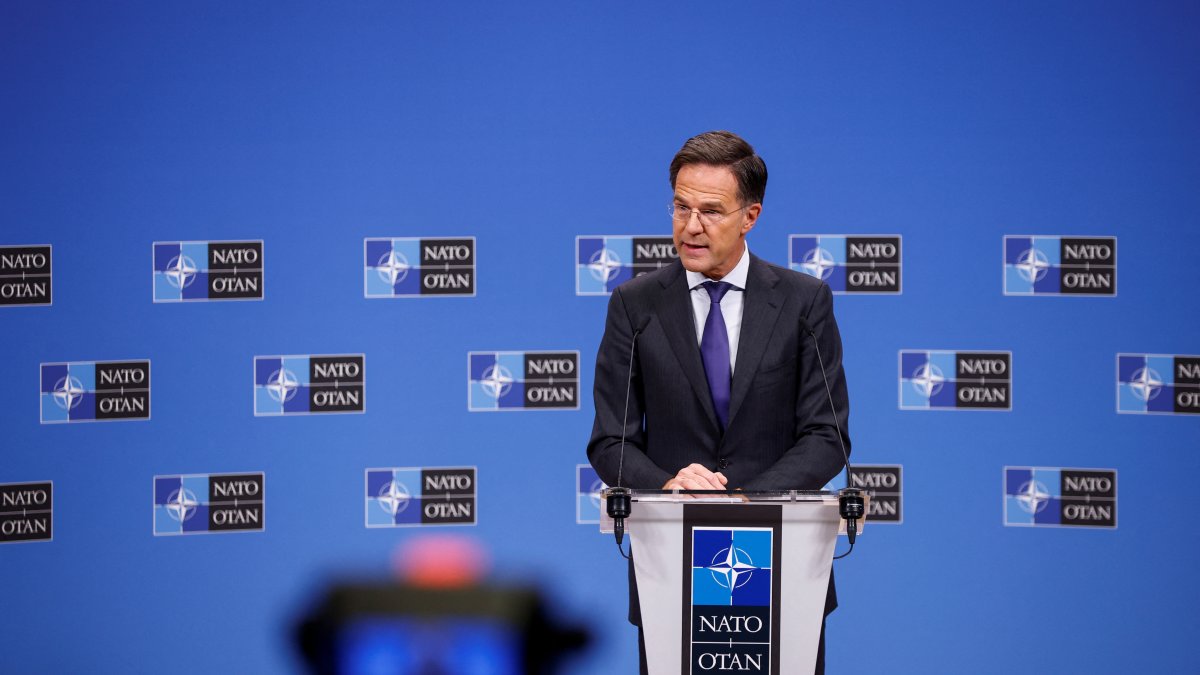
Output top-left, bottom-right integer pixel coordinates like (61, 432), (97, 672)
(685, 246), (749, 374)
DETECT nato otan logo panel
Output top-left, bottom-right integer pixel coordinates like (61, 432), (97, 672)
(690, 527), (774, 673)
(899, 350), (1012, 411)
(576, 464), (607, 525)
(849, 465), (902, 524)
(576, 236), (678, 295)
(1, 482), (52, 544)
(1003, 236), (1116, 296)
(0, 245), (52, 306)
(154, 473), (265, 536)
(468, 351), (579, 411)
(40, 360), (151, 423)
(365, 467), (477, 527)
(1117, 353), (1200, 415)
(153, 240), (264, 302)
(254, 354), (365, 416)
(788, 235), (901, 294)
(1004, 467), (1116, 529)
(364, 237), (476, 297)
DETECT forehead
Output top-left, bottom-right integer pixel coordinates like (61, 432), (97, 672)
(674, 164), (739, 204)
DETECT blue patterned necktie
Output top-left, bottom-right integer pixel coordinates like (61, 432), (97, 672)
(700, 281), (733, 430)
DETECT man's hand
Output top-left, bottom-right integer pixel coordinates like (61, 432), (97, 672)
(663, 463), (728, 491)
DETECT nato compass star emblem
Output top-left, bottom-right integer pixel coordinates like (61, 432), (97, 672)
(265, 368), (299, 403)
(164, 254), (199, 289)
(588, 248), (622, 283)
(479, 364), (514, 399)
(376, 480), (411, 516)
(376, 250), (411, 285)
(1016, 480), (1051, 514)
(52, 375), (86, 410)
(588, 477), (604, 509)
(1015, 248), (1050, 283)
(799, 247), (836, 281)
(165, 487), (199, 522)
(910, 363), (945, 398)
(707, 546), (760, 590)
(1128, 367), (1163, 402)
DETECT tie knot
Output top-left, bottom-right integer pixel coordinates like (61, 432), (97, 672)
(702, 281), (733, 304)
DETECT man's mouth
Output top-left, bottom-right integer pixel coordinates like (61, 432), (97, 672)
(680, 242), (707, 253)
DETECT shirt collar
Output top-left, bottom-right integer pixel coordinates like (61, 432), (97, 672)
(686, 245), (750, 291)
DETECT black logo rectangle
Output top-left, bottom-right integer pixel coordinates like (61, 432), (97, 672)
(0, 245), (52, 307)
(0, 482), (53, 543)
(849, 465), (902, 524)
(94, 360), (151, 420)
(418, 238), (476, 295)
(523, 352), (580, 409)
(1058, 237), (1116, 295)
(419, 467), (477, 525)
(1059, 470), (1116, 528)
(844, 236), (901, 293)
(308, 355), (366, 413)
(955, 352), (1012, 409)
(207, 241), (263, 299)
(207, 474), (265, 532)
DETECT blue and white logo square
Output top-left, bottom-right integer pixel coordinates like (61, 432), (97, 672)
(366, 468), (423, 527)
(468, 351), (579, 411)
(576, 465), (607, 525)
(692, 528), (773, 608)
(899, 350), (956, 410)
(1118, 353), (1200, 415)
(154, 474), (211, 535)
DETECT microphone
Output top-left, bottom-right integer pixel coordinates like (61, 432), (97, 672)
(797, 315), (864, 555)
(607, 314), (652, 553)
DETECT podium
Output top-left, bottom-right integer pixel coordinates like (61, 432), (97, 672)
(602, 490), (859, 675)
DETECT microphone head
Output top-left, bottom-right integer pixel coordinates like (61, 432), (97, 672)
(604, 487), (631, 520)
(838, 487), (865, 521)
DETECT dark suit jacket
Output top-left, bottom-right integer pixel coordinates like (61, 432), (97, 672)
(586, 253), (850, 623)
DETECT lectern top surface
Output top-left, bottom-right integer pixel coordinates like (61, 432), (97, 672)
(621, 489), (838, 502)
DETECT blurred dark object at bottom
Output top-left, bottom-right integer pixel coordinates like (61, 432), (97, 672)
(296, 582), (590, 675)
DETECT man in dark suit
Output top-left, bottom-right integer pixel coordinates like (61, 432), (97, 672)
(586, 130), (850, 674)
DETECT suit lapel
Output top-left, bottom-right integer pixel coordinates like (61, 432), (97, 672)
(728, 255), (783, 427)
(654, 262), (719, 430)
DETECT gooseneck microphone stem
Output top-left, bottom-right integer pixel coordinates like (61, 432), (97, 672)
(615, 328), (640, 491)
(799, 316), (863, 560)
(608, 315), (650, 560)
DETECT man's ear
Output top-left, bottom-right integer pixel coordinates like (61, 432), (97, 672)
(741, 204), (762, 236)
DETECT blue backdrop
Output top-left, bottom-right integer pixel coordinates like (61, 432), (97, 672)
(2, 1), (1198, 672)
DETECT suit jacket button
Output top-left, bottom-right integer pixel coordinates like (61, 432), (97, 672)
(717, 458), (729, 469)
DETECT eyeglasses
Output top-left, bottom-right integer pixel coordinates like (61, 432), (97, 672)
(668, 202), (749, 227)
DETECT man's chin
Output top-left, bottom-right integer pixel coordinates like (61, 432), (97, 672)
(679, 255), (711, 274)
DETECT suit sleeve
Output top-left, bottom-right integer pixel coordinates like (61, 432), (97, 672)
(587, 287), (674, 489)
(742, 282), (850, 492)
